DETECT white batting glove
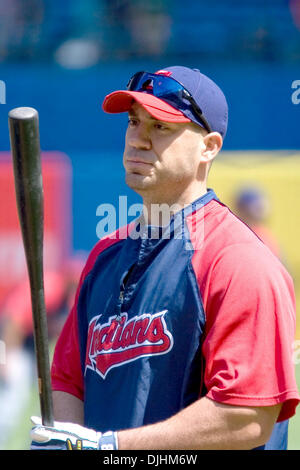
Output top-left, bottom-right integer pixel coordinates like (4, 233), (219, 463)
(30, 416), (118, 450)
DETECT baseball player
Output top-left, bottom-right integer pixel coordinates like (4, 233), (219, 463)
(31, 66), (299, 450)
(233, 186), (282, 259)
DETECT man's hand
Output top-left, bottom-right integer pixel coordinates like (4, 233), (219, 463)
(31, 416), (108, 450)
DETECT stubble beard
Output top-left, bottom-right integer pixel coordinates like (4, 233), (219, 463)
(125, 170), (157, 195)
(125, 170), (189, 209)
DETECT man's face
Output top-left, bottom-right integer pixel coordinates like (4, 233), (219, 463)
(123, 102), (206, 203)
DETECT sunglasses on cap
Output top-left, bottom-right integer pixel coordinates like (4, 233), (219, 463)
(127, 71), (213, 133)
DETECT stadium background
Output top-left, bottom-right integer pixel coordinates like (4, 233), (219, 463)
(0, 0), (299, 450)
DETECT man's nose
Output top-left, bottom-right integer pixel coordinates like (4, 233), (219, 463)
(128, 125), (152, 150)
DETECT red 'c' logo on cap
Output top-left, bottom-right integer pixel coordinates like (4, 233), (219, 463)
(155, 70), (172, 77)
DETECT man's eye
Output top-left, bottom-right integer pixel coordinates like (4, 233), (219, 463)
(128, 118), (138, 126)
(154, 123), (168, 130)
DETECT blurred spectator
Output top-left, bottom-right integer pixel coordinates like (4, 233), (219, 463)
(53, 0), (104, 68)
(233, 185), (282, 259)
(101, 0), (171, 59)
(0, 253), (86, 449)
(0, 0), (44, 62)
(126, 1), (171, 58)
(0, 253), (86, 360)
(100, 0), (132, 59)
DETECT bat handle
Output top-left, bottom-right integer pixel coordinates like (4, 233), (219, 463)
(32, 286), (54, 427)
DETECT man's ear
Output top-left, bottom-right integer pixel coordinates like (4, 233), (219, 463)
(201, 132), (223, 164)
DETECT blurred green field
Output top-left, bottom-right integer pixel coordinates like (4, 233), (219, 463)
(286, 364), (300, 450)
(3, 364), (300, 450)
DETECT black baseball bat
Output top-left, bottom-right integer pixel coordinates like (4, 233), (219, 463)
(8, 107), (54, 427)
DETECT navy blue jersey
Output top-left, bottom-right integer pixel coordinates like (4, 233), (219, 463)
(52, 190), (300, 449)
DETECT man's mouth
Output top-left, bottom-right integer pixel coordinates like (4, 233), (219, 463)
(126, 157), (152, 165)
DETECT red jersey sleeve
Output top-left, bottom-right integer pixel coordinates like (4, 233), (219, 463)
(51, 301), (84, 400)
(201, 242), (300, 422)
